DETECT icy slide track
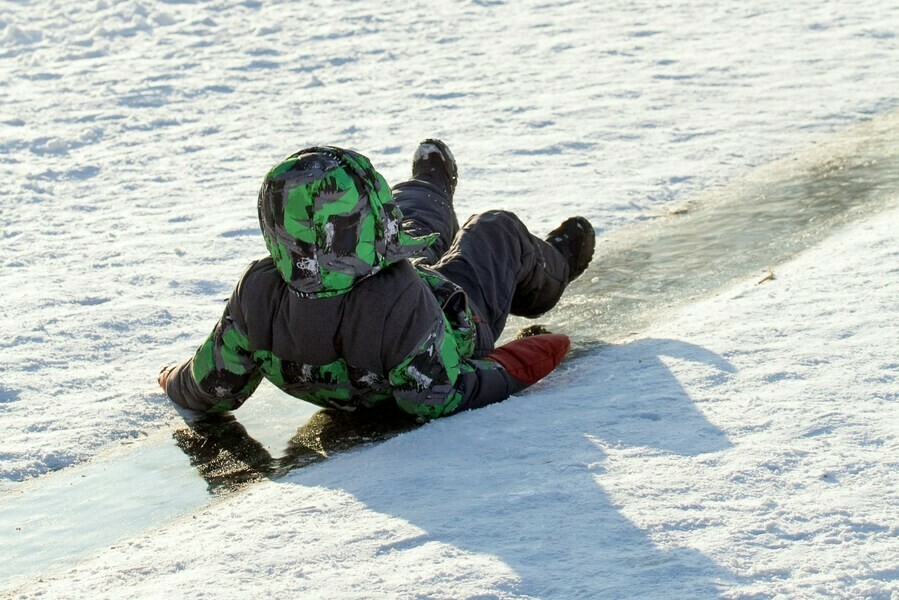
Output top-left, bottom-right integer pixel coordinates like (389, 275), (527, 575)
(2, 109), (898, 590)
(533, 107), (899, 351)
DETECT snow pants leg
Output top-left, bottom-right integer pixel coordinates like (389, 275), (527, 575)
(432, 211), (570, 354)
(393, 180), (570, 356)
(392, 180), (459, 266)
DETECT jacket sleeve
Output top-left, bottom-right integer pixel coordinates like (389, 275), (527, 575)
(165, 295), (263, 414)
(385, 303), (521, 421)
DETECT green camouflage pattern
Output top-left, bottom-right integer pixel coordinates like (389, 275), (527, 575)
(186, 267), (487, 418)
(415, 265), (476, 357)
(258, 146), (437, 298)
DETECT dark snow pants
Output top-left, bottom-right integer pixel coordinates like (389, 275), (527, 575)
(392, 179), (570, 356)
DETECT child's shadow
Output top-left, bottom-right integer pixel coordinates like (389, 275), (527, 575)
(579, 336), (736, 456)
(175, 337), (738, 598)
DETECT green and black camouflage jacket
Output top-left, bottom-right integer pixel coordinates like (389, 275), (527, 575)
(165, 258), (516, 420)
(166, 147), (520, 420)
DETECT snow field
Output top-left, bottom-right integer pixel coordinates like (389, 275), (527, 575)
(10, 201), (899, 599)
(593, 206), (899, 598)
(3, 0), (899, 484)
(2, 0), (899, 596)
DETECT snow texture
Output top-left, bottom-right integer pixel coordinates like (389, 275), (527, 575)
(1, 0), (898, 597)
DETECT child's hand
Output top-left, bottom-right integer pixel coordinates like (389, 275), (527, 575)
(486, 334), (570, 386)
(158, 365), (175, 390)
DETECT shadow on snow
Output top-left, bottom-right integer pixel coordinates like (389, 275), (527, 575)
(175, 337), (739, 598)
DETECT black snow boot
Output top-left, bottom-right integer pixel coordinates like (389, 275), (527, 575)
(545, 217), (595, 283)
(412, 138), (458, 198)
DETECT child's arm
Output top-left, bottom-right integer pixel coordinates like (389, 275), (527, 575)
(162, 305), (263, 414)
(386, 314), (568, 420)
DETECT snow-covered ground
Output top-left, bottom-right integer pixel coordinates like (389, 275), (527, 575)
(2, 0), (898, 597)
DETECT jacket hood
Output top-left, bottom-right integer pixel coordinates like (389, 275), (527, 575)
(258, 146), (436, 298)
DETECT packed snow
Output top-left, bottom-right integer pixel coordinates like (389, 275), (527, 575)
(2, 0), (898, 597)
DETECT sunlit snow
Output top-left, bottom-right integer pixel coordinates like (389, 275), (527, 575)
(1, 0), (898, 597)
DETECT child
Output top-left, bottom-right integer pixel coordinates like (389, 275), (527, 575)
(159, 140), (595, 421)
